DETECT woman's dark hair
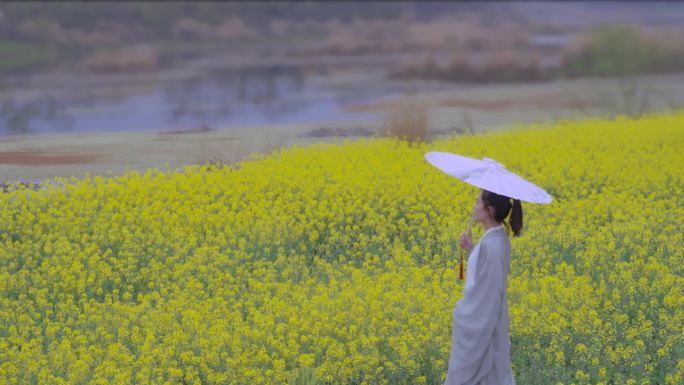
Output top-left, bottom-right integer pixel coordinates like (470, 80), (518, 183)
(481, 189), (523, 237)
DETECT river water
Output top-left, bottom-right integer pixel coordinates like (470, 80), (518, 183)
(0, 53), (458, 137)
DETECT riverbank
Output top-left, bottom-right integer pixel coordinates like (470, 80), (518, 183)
(2, 71), (684, 185)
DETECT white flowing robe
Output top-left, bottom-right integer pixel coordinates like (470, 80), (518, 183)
(444, 226), (516, 385)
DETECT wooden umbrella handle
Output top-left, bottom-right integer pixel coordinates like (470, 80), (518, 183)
(458, 219), (472, 280)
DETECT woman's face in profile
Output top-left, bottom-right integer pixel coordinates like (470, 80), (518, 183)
(472, 190), (491, 223)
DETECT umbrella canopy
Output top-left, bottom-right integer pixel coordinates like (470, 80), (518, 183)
(424, 152), (552, 204)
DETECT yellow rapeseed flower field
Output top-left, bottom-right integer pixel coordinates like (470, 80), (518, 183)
(1, 112), (683, 384)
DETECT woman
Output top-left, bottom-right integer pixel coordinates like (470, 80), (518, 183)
(444, 188), (522, 385)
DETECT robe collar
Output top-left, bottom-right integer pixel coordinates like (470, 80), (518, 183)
(484, 224), (504, 236)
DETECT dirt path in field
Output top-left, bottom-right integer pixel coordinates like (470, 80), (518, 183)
(0, 150), (101, 166)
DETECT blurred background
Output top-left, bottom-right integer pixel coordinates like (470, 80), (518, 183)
(1, 1), (684, 187)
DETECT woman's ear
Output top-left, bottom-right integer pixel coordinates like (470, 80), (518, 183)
(487, 206), (495, 220)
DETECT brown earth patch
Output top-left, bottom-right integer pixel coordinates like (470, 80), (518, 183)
(0, 150), (101, 165)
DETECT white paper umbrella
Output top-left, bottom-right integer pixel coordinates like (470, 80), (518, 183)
(424, 152), (552, 204)
(425, 151), (552, 279)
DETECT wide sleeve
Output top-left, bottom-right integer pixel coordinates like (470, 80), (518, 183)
(448, 239), (505, 383)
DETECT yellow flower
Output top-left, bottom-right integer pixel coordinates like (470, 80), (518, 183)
(1, 112), (682, 384)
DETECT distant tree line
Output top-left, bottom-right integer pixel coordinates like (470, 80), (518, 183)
(0, 2), (413, 39)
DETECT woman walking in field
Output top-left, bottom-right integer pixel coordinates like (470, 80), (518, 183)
(444, 188), (521, 385)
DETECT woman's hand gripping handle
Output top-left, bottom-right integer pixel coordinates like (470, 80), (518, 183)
(457, 220), (473, 280)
